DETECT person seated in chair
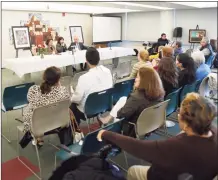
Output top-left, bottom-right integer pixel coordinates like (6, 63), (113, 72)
(23, 66), (70, 146)
(173, 41), (183, 57)
(98, 67), (165, 136)
(68, 35), (88, 71)
(176, 53), (196, 87)
(45, 38), (56, 55)
(130, 49), (152, 78)
(70, 47), (113, 125)
(56, 37), (67, 53)
(157, 33), (169, 47)
(191, 51), (211, 81)
(199, 37), (213, 60)
(97, 92), (217, 180)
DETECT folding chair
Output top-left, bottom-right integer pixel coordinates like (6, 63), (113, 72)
(54, 119), (127, 170)
(17, 99), (71, 179)
(114, 61), (132, 79)
(113, 79), (135, 104)
(60, 76), (72, 93)
(128, 100), (170, 139)
(1, 82), (34, 142)
(84, 88), (114, 132)
(71, 71), (88, 89)
(179, 80), (202, 104)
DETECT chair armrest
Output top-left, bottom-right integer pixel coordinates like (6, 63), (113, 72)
(57, 144), (78, 155)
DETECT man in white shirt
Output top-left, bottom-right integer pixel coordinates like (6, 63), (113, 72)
(70, 47), (113, 125)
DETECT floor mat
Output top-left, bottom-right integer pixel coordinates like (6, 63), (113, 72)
(2, 156), (39, 180)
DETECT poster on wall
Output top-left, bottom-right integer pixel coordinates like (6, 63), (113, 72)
(12, 26), (31, 49)
(69, 26), (84, 43)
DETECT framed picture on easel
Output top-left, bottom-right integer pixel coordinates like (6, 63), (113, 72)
(69, 26), (84, 43)
(12, 26), (31, 49)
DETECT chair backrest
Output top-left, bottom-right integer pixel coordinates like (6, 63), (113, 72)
(3, 82), (35, 111)
(81, 119), (123, 154)
(60, 76), (72, 93)
(180, 80), (201, 103)
(113, 78), (135, 104)
(84, 88), (114, 118)
(115, 61), (132, 79)
(206, 54), (215, 68)
(136, 100), (170, 137)
(31, 99), (70, 137)
(165, 88), (182, 116)
(71, 71), (88, 88)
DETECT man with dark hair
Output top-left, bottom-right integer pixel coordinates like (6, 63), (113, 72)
(69, 47), (113, 125)
(157, 33), (169, 46)
(174, 41), (183, 57)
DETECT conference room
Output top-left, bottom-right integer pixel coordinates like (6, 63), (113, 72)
(1, 1), (218, 180)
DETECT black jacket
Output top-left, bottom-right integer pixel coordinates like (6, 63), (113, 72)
(161, 78), (178, 96)
(48, 155), (126, 180)
(117, 90), (163, 124)
(157, 38), (169, 46)
(68, 42), (88, 51)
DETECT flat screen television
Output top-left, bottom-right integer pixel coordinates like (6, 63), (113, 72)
(189, 29), (206, 43)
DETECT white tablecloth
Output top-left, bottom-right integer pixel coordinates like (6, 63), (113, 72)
(2, 47), (135, 78)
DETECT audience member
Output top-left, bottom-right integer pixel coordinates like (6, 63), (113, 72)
(199, 37), (213, 59)
(23, 66), (70, 146)
(158, 57), (178, 96)
(130, 49), (152, 78)
(45, 38), (56, 55)
(152, 46), (174, 70)
(97, 93), (217, 180)
(173, 41), (183, 57)
(70, 47), (113, 125)
(56, 37), (67, 53)
(191, 51), (211, 81)
(98, 67), (165, 136)
(68, 35), (88, 71)
(157, 33), (169, 46)
(149, 46), (164, 61)
(176, 53), (196, 87)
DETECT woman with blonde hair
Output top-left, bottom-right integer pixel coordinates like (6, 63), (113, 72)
(97, 92), (217, 180)
(130, 49), (152, 78)
(98, 67), (165, 135)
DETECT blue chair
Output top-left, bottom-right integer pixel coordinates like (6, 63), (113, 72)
(179, 80), (201, 104)
(1, 82), (34, 142)
(84, 88), (114, 132)
(55, 119), (124, 166)
(165, 88), (182, 117)
(205, 54), (215, 68)
(113, 79), (135, 104)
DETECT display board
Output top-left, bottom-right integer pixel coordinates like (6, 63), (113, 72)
(69, 26), (84, 43)
(189, 29), (206, 43)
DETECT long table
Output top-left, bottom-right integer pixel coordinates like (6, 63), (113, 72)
(2, 47), (135, 81)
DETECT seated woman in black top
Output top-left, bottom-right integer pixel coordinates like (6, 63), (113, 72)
(158, 57), (178, 96)
(176, 53), (196, 87)
(56, 37), (67, 53)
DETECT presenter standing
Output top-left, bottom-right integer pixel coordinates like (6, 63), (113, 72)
(68, 35), (88, 71)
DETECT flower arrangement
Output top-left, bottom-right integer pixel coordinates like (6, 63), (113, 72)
(37, 44), (47, 59)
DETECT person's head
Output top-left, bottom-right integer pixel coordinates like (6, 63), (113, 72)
(178, 93), (217, 136)
(162, 47), (173, 57)
(73, 35), (79, 43)
(200, 37), (209, 47)
(161, 33), (166, 40)
(135, 67), (165, 100)
(158, 57), (178, 87)
(40, 66), (61, 94)
(175, 41), (182, 48)
(138, 49), (149, 62)
(85, 47), (100, 68)
(191, 51), (205, 68)
(46, 38), (53, 47)
(176, 53), (195, 70)
(57, 37), (64, 44)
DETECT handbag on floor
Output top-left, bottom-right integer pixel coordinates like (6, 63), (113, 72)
(19, 131), (33, 148)
(70, 110), (84, 143)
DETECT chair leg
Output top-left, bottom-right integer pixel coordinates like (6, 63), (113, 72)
(1, 112), (11, 143)
(17, 130), (42, 179)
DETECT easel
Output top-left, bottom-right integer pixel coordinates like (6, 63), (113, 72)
(190, 25), (199, 50)
(15, 47), (33, 58)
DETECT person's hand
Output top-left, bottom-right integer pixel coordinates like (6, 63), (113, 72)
(97, 130), (106, 142)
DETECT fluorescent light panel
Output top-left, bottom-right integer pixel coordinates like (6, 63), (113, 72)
(168, 1), (217, 8)
(2, 2), (142, 14)
(107, 2), (174, 10)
